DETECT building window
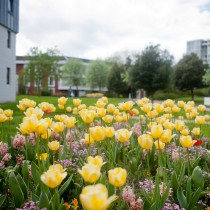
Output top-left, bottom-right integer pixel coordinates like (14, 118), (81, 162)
(7, 68), (10, 85)
(7, 31), (11, 48)
(49, 76), (54, 85)
(8, 0), (14, 13)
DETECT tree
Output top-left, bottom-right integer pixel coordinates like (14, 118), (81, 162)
(202, 68), (210, 95)
(61, 58), (85, 97)
(107, 61), (129, 97)
(174, 53), (205, 100)
(24, 47), (60, 95)
(130, 44), (173, 100)
(86, 59), (109, 91)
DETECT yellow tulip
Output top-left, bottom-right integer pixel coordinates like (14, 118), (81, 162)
(78, 163), (101, 183)
(83, 133), (94, 144)
(180, 135), (197, 148)
(154, 140), (165, 149)
(64, 116), (76, 128)
(4, 109), (13, 117)
(87, 155), (105, 168)
(113, 108), (120, 116)
(107, 104), (116, 114)
(24, 107), (44, 120)
(102, 115), (114, 124)
(131, 108), (139, 115)
(105, 127), (115, 138)
(101, 96), (108, 104)
(172, 105), (180, 113)
(164, 107), (172, 113)
(118, 101), (135, 111)
(97, 108), (106, 118)
(174, 120), (185, 131)
(160, 129), (173, 143)
(141, 103), (152, 113)
(48, 140), (60, 151)
(58, 103), (65, 110)
(197, 105), (206, 112)
(151, 124), (163, 139)
(58, 97), (68, 105)
(89, 126), (106, 141)
(138, 134), (153, 150)
(51, 122), (65, 133)
(36, 119), (49, 135)
(78, 104), (87, 110)
(180, 128), (189, 136)
(108, 167), (127, 187)
(115, 115), (123, 123)
(66, 106), (72, 112)
(147, 110), (158, 119)
(80, 184), (117, 210)
(41, 164), (67, 188)
(73, 98), (82, 107)
(163, 99), (174, 107)
(96, 99), (106, 108)
(115, 129), (132, 143)
(80, 109), (96, 124)
(0, 114), (7, 122)
(195, 116), (205, 125)
(192, 127), (200, 136)
(187, 101), (195, 107)
(153, 103), (164, 113)
(41, 129), (51, 139)
(177, 100), (185, 108)
(184, 104), (193, 113)
(37, 153), (48, 160)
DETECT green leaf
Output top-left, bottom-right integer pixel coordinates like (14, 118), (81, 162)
(31, 162), (41, 186)
(177, 188), (187, 209)
(22, 160), (29, 184)
(32, 193), (39, 202)
(171, 172), (179, 193)
(50, 190), (60, 210)
(186, 178), (192, 202)
(58, 174), (73, 196)
(191, 166), (204, 189)
(39, 192), (50, 209)
(160, 184), (170, 208)
(178, 164), (185, 182)
(187, 188), (201, 210)
(16, 174), (28, 199)
(9, 172), (25, 208)
(0, 194), (7, 208)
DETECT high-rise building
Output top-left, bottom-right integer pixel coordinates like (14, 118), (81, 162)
(0, 0), (19, 103)
(186, 39), (210, 65)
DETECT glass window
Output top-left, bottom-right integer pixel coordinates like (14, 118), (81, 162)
(7, 31), (11, 48)
(7, 68), (10, 85)
(8, 0), (14, 13)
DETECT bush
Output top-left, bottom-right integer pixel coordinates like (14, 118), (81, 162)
(41, 89), (52, 96)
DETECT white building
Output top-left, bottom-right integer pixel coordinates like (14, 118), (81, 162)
(187, 39), (210, 65)
(0, 0), (19, 103)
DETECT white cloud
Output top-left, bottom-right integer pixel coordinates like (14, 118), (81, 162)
(16, 0), (210, 62)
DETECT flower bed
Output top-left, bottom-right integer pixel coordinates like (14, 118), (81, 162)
(0, 97), (209, 209)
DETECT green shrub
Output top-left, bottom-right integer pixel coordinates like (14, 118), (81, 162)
(41, 89), (52, 96)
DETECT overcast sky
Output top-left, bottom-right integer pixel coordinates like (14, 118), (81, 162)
(16, 0), (210, 62)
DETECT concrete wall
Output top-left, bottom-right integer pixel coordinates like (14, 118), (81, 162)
(0, 25), (16, 103)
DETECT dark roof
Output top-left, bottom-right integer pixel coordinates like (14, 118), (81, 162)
(16, 55), (92, 63)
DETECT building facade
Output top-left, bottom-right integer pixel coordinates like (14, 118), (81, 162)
(16, 56), (107, 97)
(0, 0), (19, 103)
(187, 39), (210, 65)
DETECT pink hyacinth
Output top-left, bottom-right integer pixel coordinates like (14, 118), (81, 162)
(2, 153), (12, 163)
(0, 142), (8, 157)
(12, 134), (26, 149)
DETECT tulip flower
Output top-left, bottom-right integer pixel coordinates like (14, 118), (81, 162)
(177, 100), (185, 108)
(138, 134), (153, 150)
(58, 103), (65, 110)
(141, 103), (152, 113)
(192, 127), (200, 136)
(160, 129), (173, 143)
(64, 116), (76, 128)
(87, 155), (105, 168)
(66, 106), (72, 112)
(151, 124), (163, 139)
(108, 167), (127, 187)
(195, 116), (205, 125)
(41, 164), (67, 188)
(89, 126), (106, 141)
(48, 140), (60, 151)
(105, 127), (115, 138)
(154, 140), (165, 149)
(51, 122), (65, 133)
(174, 120), (185, 131)
(107, 104), (116, 114)
(80, 184), (117, 210)
(78, 163), (101, 183)
(80, 109), (96, 124)
(115, 129), (132, 143)
(180, 135), (197, 148)
(102, 115), (114, 124)
(4, 109), (13, 117)
(96, 99), (106, 108)
(73, 98), (82, 107)
(83, 133), (94, 144)
(36, 119), (49, 135)
(97, 108), (106, 118)
(180, 128), (189, 136)
(58, 97), (68, 105)
(24, 107), (44, 120)
(0, 114), (7, 122)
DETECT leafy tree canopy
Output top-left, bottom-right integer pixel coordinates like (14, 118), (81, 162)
(130, 44), (173, 99)
(87, 59), (109, 91)
(174, 53), (205, 100)
(61, 58), (85, 96)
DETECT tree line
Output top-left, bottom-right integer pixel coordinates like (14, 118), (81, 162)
(19, 44), (210, 99)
